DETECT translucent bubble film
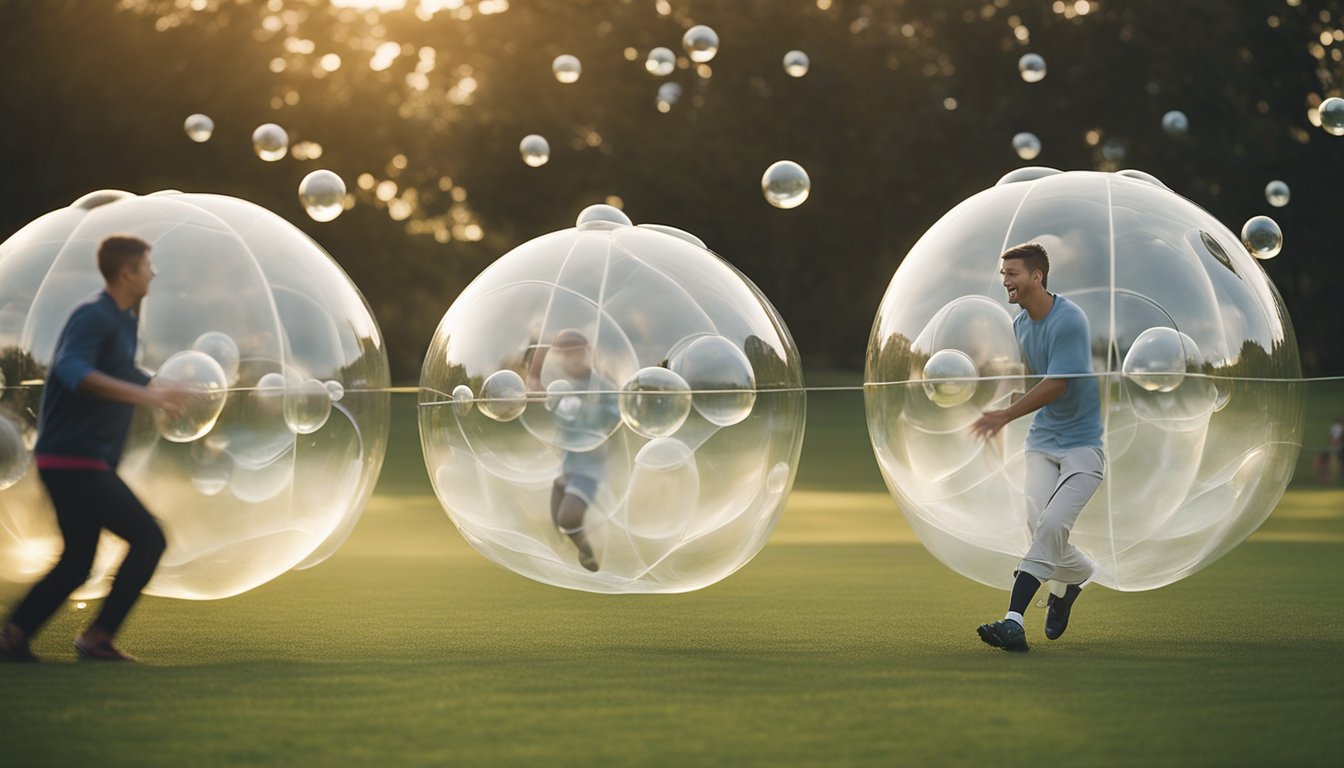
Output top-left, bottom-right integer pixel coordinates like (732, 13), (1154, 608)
(865, 170), (1303, 592)
(419, 209), (805, 594)
(0, 191), (390, 599)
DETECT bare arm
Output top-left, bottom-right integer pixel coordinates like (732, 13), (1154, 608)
(80, 370), (190, 416)
(970, 377), (1068, 440)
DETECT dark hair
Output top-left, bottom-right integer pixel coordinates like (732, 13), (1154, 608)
(1001, 242), (1049, 290)
(97, 235), (150, 283)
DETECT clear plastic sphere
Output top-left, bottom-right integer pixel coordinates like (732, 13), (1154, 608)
(151, 350), (229, 443)
(683, 25), (720, 63)
(450, 384), (474, 417)
(645, 47), (676, 76)
(0, 190), (390, 599)
(1241, 215), (1283, 259)
(761, 160), (811, 209)
(552, 54), (582, 84)
(298, 170), (347, 223)
(1264, 180), (1290, 208)
(866, 169), (1302, 592)
(1320, 97), (1344, 136)
(519, 134), (551, 168)
(1018, 53), (1046, 83)
(1012, 132), (1041, 160)
(251, 123), (289, 161)
(419, 211), (805, 593)
(1161, 110), (1189, 136)
(783, 50), (810, 77)
(921, 349), (979, 408)
(478, 369), (528, 422)
(183, 113), (214, 143)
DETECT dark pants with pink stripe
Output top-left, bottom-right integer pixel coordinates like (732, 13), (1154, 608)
(7, 469), (165, 638)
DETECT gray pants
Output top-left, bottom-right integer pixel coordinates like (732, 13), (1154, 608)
(1017, 446), (1105, 585)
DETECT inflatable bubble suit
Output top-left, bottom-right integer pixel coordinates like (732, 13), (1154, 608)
(0, 190), (389, 599)
(420, 206), (805, 593)
(865, 169), (1303, 591)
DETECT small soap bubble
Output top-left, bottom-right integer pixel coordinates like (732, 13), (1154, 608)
(670, 335), (755, 427)
(451, 384), (474, 417)
(545, 379), (575, 412)
(1122, 327), (1191, 393)
(783, 50), (810, 77)
(619, 366), (693, 438)
(1161, 110), (1189, 137)
(761, 160), (811, 209)
(252, 123), (289, 162)
(921, 349), (978, 408)
(552, 54), (582, 84)
(646, 47), (676, 76)
(478, 370), (528, 422)
(1018, 53), (1046, 83)
(1012, 132), (1041, 160)
(152, 351), (230, 443)
(298, 170), (347, 223)
(190, 331), (240, 386)
(283, 377), (333, 434)
(1264, 180), (1290, 208)
(1241, 216), (1282, 259)
(324, 380), (344, 402)
(576, 204), (632, 230)
(656, 81), (683, 112)
(1320, 97), (1344, 136)
(184, 113), (214, 142)
(519, 134), (551, 167)
(683, 25), (720, 63)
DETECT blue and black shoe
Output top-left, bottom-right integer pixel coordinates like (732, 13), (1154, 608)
(977, 619), (1029, 652)
(1045, 584), (1083, 640)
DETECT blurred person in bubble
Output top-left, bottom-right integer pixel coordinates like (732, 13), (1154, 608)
(971, 243), (1105, 653)
(0, 235), (190, 663)
(527, 328), (619, 572)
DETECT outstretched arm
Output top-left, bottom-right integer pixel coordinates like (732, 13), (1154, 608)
(80, 371), (190, 417)
(970, 377), (1067, 440)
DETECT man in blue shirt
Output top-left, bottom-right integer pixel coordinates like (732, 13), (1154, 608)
(0, 235), (188, 662)
(971, 243), (1106, 652)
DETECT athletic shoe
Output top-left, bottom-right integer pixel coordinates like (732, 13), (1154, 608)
(578, 549), (600, 572)
(1045, 584), (1083, 640)
(74, 636), (137, 662)
(977, 619), (1029, 652)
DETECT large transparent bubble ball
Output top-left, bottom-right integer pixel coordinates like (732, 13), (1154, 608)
(865, 169), (1303, 592)
(419, 209), (805, 593)
(762, 160), (811, 209)
(683, 25), (720, 63)
(1319, 97), (1344, 136)
(0, 190), (391, 598)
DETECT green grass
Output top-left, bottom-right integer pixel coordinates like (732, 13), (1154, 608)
(2, 384), (1342, 767)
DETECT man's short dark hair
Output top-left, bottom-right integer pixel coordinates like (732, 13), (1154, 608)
(97, 235), (150, 283)
(1001, 242), (1049, 290)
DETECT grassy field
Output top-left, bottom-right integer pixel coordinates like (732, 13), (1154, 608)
(2, 379), (1342, 767)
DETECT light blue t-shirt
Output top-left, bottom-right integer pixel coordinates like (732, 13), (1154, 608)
(1013, 294), (1104, 451)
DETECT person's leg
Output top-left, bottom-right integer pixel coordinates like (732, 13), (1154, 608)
(555, 477), (599, 572)
(550, 476), (568, 528)
(2, 470), (103, 660)
(82, 473), (166, 638)
(1032, 447), (1105, 639)
(979, 451), (1060, 652)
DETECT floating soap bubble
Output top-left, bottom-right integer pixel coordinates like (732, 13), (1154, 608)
(1161, 110), (1189, 136)
(324, 380), (344, 402)
(1264, 180), (1290, 208)
(552, 54), (581, 83)
(761, 160), (811, 209)
(151, 350), (229, 443)
(921, 349), (979, 408)
(1320, 97), (1344, 136)
(1241, 215), (1282, 259)
(783, 50), (810, 77)
(297, 170), (347, 223)
(519, 134), (551, 168)
(251, 123), (289, 161)
(1018, 53), (1046, 83)
(656, 82), (683, 112)
(866, 169), (1302, 592)
(420, 208), (804, 593)
(683, 25), (720, 63)
(646, 47), (676, 76)
(184, 113), (214, 143)
(1012, 132), (1041, 160)
(0, 190), (390, 599)
(620, 366), (692, 438)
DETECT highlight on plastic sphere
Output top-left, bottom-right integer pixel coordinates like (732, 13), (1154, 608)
(298, 170), (347, 223)
(251, 123), (289, 161)
(1241, 215), (1283, 259)
(761, 160), (811, 209)
(183, 113), (214, 143)
(1264, 180), (1290, 208)
(419, 206), (805, 593)
(682, 25), (720, 63)
(552, 54), (582, 84)
(865, 169), (1302, 593)
(1018, 53), (1046, 83)
(1012, 132), (1041, 161)
(0, 190), (391, 599)
(519, 134), (551, 168)
(783, 50), (810, 77)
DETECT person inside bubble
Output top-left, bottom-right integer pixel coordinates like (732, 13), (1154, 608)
(0, 235), (192, 663)
(526, 328), (617, 573)
(970, 242), (1106, 653)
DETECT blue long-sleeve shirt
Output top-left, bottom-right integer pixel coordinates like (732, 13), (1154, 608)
(34, 291), (150, 468)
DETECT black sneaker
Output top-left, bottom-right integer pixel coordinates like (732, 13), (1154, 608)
(977, 619), (1029, 652)
(1045, 584), (1083, 640)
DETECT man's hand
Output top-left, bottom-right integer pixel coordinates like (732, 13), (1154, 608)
(147, 383), (195, 419)
(971, 409), (1012, 440)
